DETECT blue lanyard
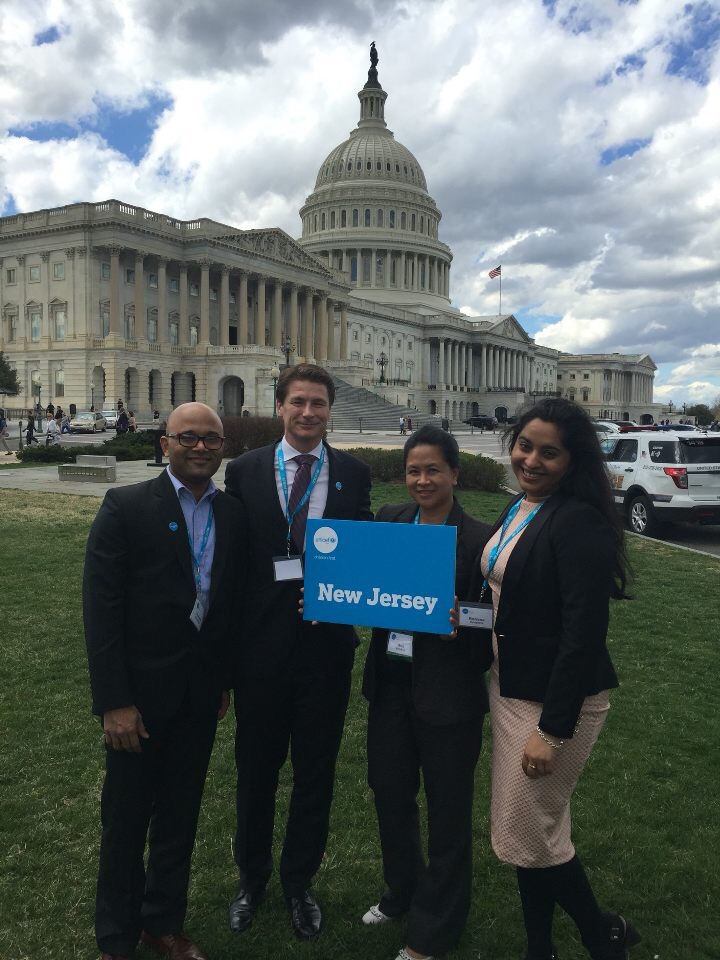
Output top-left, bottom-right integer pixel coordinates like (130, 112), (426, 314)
(413, 508), (450, 525)
(187, 506), (214, 593)
(482, 497), (543, 591)
(277, 446), (326, 549)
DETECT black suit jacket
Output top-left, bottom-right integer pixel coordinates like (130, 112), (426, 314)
(468, 492), (620, 739)
(224, 441), (372, 679)
(362, 499), (491, 725)
(83, 469), (247, 726)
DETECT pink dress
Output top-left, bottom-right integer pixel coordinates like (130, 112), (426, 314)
(481, 498), (610, 867)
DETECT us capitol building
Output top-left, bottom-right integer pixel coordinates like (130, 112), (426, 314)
(0, 47), (659, 424)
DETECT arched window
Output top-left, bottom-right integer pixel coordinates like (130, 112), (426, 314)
(411, 213), (416, 231)
(321, 212), (326, 230)
(377, 209), (384, 227)
(366, 160), (372, 170)
(313, 214), (318, 231)
(341, 210), (347, 227)
(356, 160), (361, 170)
(389, 210), (395, 228)
(420, 215), (424, 232)
(364, 208), (371, 227)
(352, 208), (359, 227)
(330, 210), (335, 228)
(376, 160), (381, 170)
(401, 212), (407, 229)
(350, 256), (358, 282)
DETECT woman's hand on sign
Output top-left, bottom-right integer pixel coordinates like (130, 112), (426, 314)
(446, 595), (459, 640)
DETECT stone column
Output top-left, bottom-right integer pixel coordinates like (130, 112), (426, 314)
(315, 295), (328, 360)
(157, 258), (168, 343)
(370, 249), (377, 289)
(480, 345), (486, 388)
(179, 263), (188, 345)
(271, 281), (283, 348)
(438, 339), (445, 388)
(467, 345), (473, 389)
(220, 265), (230, 346)
(400, 252), (406, 290)
(238, 272), (248, 344)
(339, 303), (348, 360)
(134, 251), (145, 340)
(303, 290), (314, 359)
(289, 285), (299, 361)
(199, 259), (211, 346)
(255, 276), (266, 346)
(109, 246), (122, 336)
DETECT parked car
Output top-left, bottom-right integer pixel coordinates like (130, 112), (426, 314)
(657, 422), (701, 432)
(102, 409), (118, 428)
(600, 430), (720, 536)
(463, 415), (498, 430)
(70, 412), (107, 433)
(592, 421), (622, 434)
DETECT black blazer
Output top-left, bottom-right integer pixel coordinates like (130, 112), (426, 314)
(362, 499), (491, 725)
(468, 492), (619, 739)
(83, 469), (247, 725)
(224, 441), (372, 680)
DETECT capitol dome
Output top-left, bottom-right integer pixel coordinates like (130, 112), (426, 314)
(298, 45), (452, 310)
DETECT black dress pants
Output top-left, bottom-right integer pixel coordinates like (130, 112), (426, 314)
(233, 665), (352, 898)
(95, 698), (218, 955)
(367, 680), (484, 957)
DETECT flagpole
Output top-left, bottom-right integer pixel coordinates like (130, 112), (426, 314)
(499, 273), (502, 317)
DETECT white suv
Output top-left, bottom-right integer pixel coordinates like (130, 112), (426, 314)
(600, 430), (720, 536)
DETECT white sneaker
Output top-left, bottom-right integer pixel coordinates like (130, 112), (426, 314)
(362, 903), (392, 925)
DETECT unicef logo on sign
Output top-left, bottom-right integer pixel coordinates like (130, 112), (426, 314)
(314, 526), (338, 554)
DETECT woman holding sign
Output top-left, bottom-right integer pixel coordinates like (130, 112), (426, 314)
(361, 425), (490, 960)
(467, 398), (639, 960)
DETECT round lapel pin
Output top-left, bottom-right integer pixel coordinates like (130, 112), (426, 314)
(335, 481), (343, 491)
(169, 521), (178, 531)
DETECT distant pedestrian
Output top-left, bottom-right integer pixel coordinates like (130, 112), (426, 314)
(399, 416), (406, 435)
(128, 411), (137, 433)
(0, 408), (12, 455)
(45, 413), (62, 446)
(61, 413), (72, 434)
(25, 413), (40, 446)
(116, 409), (129, 434)
(152, 409), (160, 422)
(407, 416), (413, 432)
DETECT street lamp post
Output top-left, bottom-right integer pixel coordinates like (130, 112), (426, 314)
(281, 334), (295, 368)
(90, 380), (95, 412)
(37, 385), (43, 430)
(376, 351), (388, 384)
(271, 364), (281, 417)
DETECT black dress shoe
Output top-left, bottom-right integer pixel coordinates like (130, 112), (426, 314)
(229, 887), (265, 933)
(287, 890), (322, 940)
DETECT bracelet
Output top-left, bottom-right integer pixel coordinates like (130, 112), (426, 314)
(536, 725), (564, 749)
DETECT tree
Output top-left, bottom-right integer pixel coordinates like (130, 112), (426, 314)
(685, 403), (713, 425)
(0, 351), (21, 395)
(712, 394), (720, 420)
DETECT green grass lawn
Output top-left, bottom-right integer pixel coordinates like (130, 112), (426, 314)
(0, 486), (718, 960)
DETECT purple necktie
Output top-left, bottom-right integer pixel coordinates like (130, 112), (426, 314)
(288, 454), (316, 552)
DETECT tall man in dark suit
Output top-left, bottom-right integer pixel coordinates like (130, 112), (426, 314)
(225, 364), (372, 940)
(84, 402), (246, 960)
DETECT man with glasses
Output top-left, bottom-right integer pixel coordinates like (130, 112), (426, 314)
(84, 402), (246, 960)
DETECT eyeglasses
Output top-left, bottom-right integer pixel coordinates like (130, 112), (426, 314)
(166, 432), (225, 450)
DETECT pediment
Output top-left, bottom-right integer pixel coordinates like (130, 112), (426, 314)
(209, 228), (333, 279)
(488, 314), (531, 342)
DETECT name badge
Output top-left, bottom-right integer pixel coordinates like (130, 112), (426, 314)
(273, 555), (304, 582)
(189, 596), (206, 631)
(458, 602), (493, 630)
(387, 631), (413, 660)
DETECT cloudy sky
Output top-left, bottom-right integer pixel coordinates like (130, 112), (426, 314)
(1, 0), (719, 406)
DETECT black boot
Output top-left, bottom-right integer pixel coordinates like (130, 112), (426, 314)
(585, 912), (641, 959)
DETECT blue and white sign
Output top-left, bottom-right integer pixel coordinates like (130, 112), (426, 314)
(303, 518), (457, 634)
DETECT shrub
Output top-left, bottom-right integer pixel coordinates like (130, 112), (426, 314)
(222, 416), (284, 457)
(16, 444), (77, 464)
(16, 431), (155, 464)
(343, 447), (506, 492)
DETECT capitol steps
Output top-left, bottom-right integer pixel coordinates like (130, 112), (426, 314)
(328, 377), (459, 432)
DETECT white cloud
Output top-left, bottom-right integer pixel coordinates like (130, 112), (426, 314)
(0, 0), (719, 404)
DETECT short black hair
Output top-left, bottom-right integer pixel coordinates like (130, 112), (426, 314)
(276, 364), (335, 406)
(403, 423), (460, 470)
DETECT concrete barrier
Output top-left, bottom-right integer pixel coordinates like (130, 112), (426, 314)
(58, 455), (117, 482)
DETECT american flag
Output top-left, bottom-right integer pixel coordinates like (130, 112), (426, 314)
(488, 265), (501, 279)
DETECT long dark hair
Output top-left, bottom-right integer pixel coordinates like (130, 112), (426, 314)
(506, 398), (630, 596)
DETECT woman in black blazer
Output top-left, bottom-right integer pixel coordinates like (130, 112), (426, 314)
(361, 425), (490, 960)
(466, 398), (639, 960)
